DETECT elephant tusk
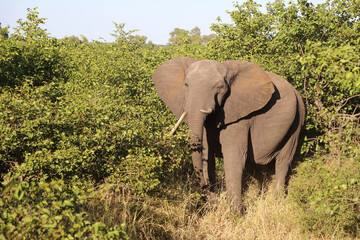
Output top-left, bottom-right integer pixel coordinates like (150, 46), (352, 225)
(169, 112), (187, 135)
(200, 108), (213, 114)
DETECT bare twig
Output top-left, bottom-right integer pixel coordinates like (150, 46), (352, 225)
(296, 36), (305, 55)
(340, 94), (360, 107)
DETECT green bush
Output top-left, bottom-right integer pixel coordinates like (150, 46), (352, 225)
(289, 157), (360, 237)
(0, 175), (128, 239)
(0, 9), (191, 193)
(0, 8), (66, 88)
(298, 42), (360, 155)
(0, 69), (189, 193)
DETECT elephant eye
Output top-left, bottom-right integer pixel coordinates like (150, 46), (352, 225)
(184, 82), (189, 87)
(217, 84), (224, 90)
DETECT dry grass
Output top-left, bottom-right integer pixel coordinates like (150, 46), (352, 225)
(86, 180), (352, 240)
(190, 182), (306, 240)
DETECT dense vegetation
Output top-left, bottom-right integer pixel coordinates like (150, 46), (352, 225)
(1, 0), (359, 238)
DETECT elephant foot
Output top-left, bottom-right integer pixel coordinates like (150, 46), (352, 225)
(273, 185), (286, 199)
(206, 191), (218, 206)
(228, 200), (245, 215)
(201, 189), (218, 205)
(201, 182), (216, 192)
(196, 190), (219, 216)
(226, 191), (245, 215)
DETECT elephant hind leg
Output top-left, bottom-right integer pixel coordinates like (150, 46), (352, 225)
(274, 99), (304, 194)
(274, 130), (300, 194)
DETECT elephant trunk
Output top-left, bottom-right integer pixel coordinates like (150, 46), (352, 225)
(187, 111), (207, 188)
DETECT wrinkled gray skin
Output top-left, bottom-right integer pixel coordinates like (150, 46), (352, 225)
(152, 57), (305, 211)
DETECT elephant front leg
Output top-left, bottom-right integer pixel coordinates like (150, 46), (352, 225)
(202, 127), (216, 191)
(221, 124), (248, 212)
(223, 148), (247, 212)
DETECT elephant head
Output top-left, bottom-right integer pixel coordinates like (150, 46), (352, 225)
(152, 57), (275, 187)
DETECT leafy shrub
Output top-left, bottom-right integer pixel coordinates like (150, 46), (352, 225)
(0, 77), (190, 193)
(0, 174), (128, 239)
(0, 10), (192, 194)
(298, 42), (360, 155)
(0, 8), (66, 88)
(288, 157), (360, 237)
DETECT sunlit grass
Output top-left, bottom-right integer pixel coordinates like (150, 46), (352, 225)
(85, 176), (350, 240)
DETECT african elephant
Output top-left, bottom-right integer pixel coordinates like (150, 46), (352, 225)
(152, 57), (305, 210)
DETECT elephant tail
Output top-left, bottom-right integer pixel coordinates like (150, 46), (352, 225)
(295, 90), (306, 129)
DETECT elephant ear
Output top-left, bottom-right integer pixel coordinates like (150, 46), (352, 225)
(152, 57), (197, 119)
(223, 60), (275, 123)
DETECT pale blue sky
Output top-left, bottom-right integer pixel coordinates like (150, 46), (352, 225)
(0, 0), (326, 44)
